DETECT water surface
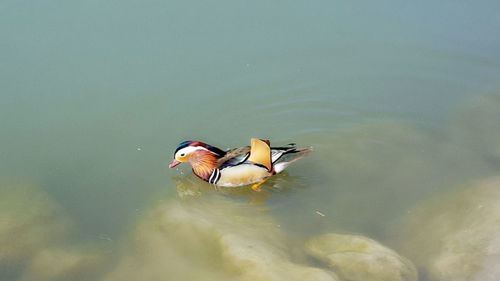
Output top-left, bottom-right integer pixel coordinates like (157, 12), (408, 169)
(1, 1), (500, 280)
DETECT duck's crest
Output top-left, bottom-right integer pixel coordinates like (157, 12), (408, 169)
(174, 140), (226, 158)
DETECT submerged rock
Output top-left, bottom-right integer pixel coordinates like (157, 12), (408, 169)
(220, 233), (336, 281)
(305, 233), (417, 281)
(20, 246), (105, 281)
(0, 180), (108, 281)
(396, 177), (500, 281)
(449, 94), (500, 166)
(0, 181), (72, 265)
(103, 196), (337, 281)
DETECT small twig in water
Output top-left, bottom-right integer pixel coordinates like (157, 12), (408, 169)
(315, 210), (326, 217)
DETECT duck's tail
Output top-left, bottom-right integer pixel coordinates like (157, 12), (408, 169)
(271, 144), (313, 174)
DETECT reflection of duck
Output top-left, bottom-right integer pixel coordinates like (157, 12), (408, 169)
(172, 171), (302, 201)
(169, 138), (312, 189)
(171, 174), (271, 204)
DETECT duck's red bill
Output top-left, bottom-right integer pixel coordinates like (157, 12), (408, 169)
(169, 159), (181, 168)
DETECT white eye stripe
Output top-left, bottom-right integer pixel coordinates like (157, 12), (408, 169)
(176, 146), (209, 157)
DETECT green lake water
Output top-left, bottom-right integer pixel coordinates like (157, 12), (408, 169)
(1, 1), (500, 280)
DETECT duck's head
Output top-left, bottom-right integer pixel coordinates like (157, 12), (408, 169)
(169, 140), (226, 168)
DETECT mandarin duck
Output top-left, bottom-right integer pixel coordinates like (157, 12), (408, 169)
(169, 138), (312, 188)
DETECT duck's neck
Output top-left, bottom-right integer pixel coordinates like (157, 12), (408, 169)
(190, 151), (218, 181)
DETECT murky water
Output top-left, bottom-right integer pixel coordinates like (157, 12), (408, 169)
(1, 1), (500, 280)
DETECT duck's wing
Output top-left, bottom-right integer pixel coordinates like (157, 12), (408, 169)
(217, 146), (250, 169)
(271, 143), (313, 173)
(270, 143), (298, 163)
(218, 139), (301, 173)
(247, 138), (273, 171)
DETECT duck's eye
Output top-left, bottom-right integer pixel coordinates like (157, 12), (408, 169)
(180, 153), (185, 157)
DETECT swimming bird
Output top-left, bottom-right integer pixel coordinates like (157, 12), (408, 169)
(169, 138), (312, 188)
